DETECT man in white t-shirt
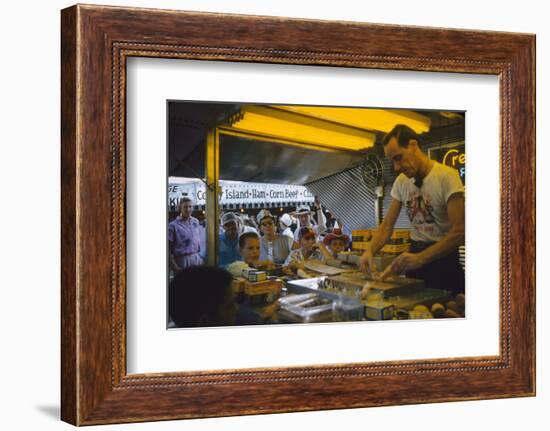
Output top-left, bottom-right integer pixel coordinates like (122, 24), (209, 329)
(359, 124), (465, 294)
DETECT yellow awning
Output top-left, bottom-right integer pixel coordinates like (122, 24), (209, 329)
(276, 105), (431, 134)
(223, 105), (375, 152)
(219, 104), (430, 152)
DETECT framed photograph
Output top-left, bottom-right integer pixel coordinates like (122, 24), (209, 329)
(61, 4), (535, 425)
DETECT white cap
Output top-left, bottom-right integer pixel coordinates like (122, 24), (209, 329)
(295, 205), (313, 214)
(221, 212), (240, 225)
(280, 213), (292, 227)
(256, 209), (275, 224)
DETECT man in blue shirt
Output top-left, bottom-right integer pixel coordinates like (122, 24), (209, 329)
(218, 212), (242, 267)
(218, 212), (259, 267)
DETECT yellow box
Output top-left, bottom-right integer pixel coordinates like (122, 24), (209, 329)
(351, 229), (372, 243)
(365, 303), (395, 320)
(248, 271), (267, 282)
(244, 279), (282, 296)
(243, 279), (283, 305)
(391, 229), (410, 240)
(232, 277), (246, 294)
(382, 243), (410, 254)
(352, 241), (369, 251)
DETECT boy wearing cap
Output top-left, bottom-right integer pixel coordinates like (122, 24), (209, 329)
(322, 228), (350, 259)
(284, 226), (329, 270)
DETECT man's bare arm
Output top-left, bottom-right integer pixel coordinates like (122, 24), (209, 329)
(382, 192), (464, 278)
(359, 199), (402, 273)
(369, 198), (402, 255)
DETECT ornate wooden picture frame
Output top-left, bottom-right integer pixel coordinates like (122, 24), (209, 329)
(61, 4), (535, 425)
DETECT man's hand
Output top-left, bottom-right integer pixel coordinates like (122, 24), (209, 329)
(282, 266), (294, 276)
(381, 252), (425, 280)
(169, 255), (181, 272)
(359, 249), (376, 275)
(314, 195), (321, 209)
(288, 260), (305, 271)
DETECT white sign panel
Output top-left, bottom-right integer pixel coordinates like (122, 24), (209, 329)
(168, 177), (314, 209)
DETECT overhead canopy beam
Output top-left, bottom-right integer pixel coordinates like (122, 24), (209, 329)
(225, 105), (377, 152)
(275, 105), (431, 134)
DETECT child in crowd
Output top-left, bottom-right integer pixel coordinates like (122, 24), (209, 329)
(226, 232), (274, 277)
(284, 226), (330, 271)
(321, 228), (350, 259)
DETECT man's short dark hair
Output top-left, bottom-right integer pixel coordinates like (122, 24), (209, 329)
(383, 124), (422, 149)
(178, 197), (193, 211)
(169, 266), (233, 327)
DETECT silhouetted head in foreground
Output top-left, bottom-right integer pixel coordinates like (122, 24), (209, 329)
(169, 266), (236, 328)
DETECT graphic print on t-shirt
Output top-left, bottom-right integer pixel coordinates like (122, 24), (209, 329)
(405, 191), (435, 233)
